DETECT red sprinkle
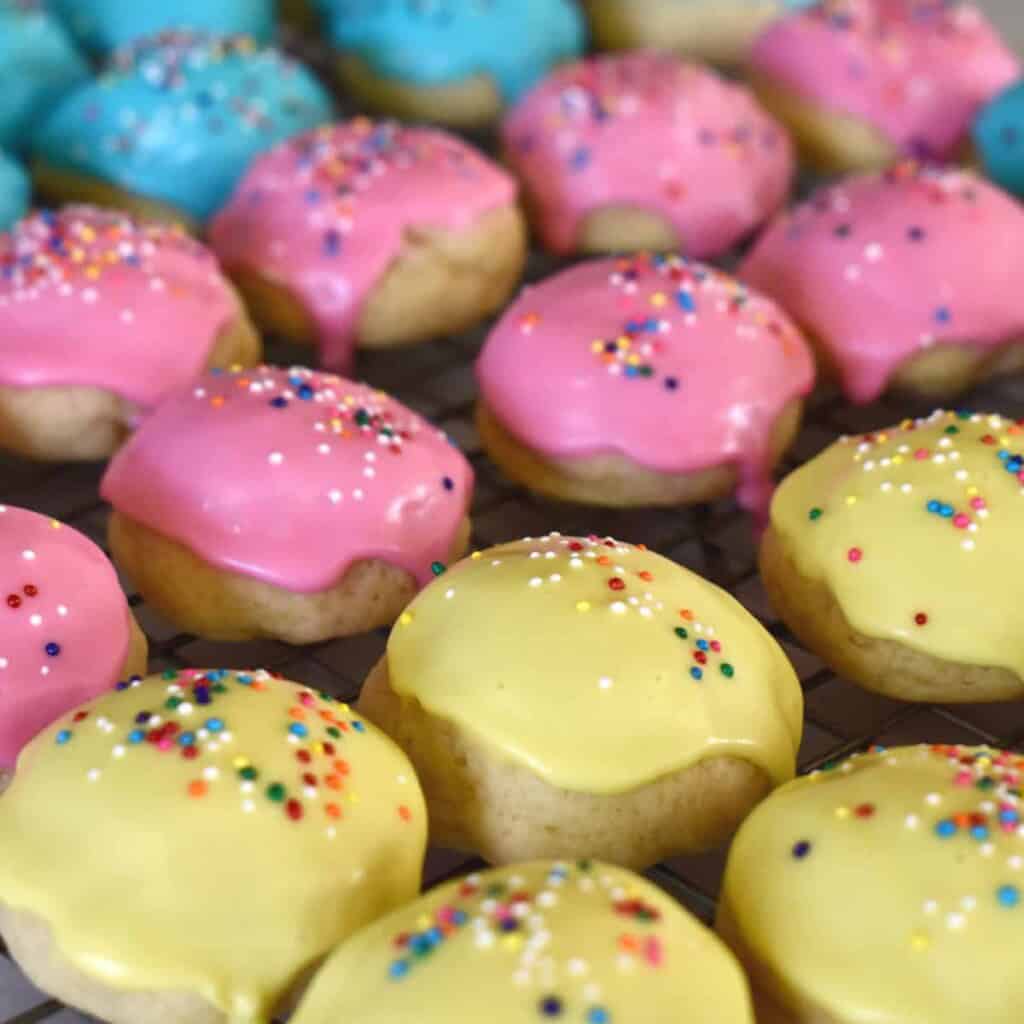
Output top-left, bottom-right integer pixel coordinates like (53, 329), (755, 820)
(286, 799), (303, 821)
(915, 612), (928, 626)
(848, 548), (863, 563)
(608, 577), (626, 591)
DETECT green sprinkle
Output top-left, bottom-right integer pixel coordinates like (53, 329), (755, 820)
(809, 507), (823, 521)
(430, 561), (446, 576)
(240, 766), (258, 781)
(266, 783), (286, 802)
(674, 627), (688, 639)
(164, 697), (181, 710)
(162, 669), (178, 680)
(327, 726), (341, 738)
(721, 663), (735, 678)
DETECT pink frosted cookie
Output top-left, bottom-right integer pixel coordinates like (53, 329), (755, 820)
(747, 0), (1020, 172)
(0, 505), (147, 788)
(100, 365), (474, 644)
(475, 254), (814, 515)
(741, 163), (1024, 403)
(0, 206), (261, 462)
(209, 119), (527, 373)
(502, 52), (794, 258)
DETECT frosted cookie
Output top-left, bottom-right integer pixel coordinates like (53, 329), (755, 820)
(718, 744), (1024, 1023)
(761, 410), (1024, 703)
(0, 151), (29, 230)
(49, 0), (275, 55)
(741, 164), (1024, 404)
(475, 255), (814, 515)
(502, 53), (793, 258)
(359, 533), (803, 869)
(0, 206), (260, 462)
(210, 120), (526, 374)
(31, 33), (333, 228)
(974, 80), (1024, 199)
(291, 860), (755, 1024)
(0, 1), (87, 154)
(747, 0), (1020, 172)
(0, 506), (147, 791)
(584, 0), (815, 67)
(101, 366), (474, 645)
(319, 0), (585, 128)
(0, 668), (427, 1024)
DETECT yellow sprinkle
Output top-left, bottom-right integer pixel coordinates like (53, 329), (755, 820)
(845, 496), (857, 506)
(576, 601), (591, 613)
(892, 455), (903, 465)
(590, 340), (603, 353)
(399, 612), (414, 626)
(313, 742), (325, 755)
(967, 486), (979, 497)
(85, 266), (100, 280)
(910, 932), (930, 951)
(650, 292), (667, 307)
(49, 520), (62, 530)
(471, 551), (482, 560)
(835, 806), (851, 820)
(416, 914), (431, 930)
(348, 793), (360, 804)
(502, 935), (522, 952)
(233, 756), (250, 769)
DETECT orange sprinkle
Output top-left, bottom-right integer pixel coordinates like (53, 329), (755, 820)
(618, 934), (640, 952)
(289, 707), (306, 720)
(325, 803), (342, 819)
(597, 555), (611, 566)
(188, 780), (208, 798)
(210, 396), (225, 408)
(325, 775), (343, 790)
(335, 759), (351, 775)
(679, 609), (695, 621)
(398, 805), (412, 822)
(637, 571), (653, 582)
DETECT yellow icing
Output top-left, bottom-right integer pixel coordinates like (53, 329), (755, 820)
(770, 410), (1024, 674)
(0, 669), (427, 1024)
(291, 859), (754, 1023)
(720, 744), (1024, 1022)
(387, 534), (802, 793)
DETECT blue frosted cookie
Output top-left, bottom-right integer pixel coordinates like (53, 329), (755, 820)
(320, 0), (585, 126)
(49, 0), (276, 55)
(0, 150), (29, 230)
(0, 1), (88, 153)
(31, 33), (333, 225)
(974, 79), (1024, 199)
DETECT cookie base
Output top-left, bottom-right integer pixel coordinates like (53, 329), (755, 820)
(108, 512), (472, 644)
(577, 205), (681, 256)
(476, 398), (803, 508)
(358, 657), (775, 870)
(760, 525), (1024, 702)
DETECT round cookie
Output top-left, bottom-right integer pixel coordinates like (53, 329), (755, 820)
(0, 205), (261, 462)
(210, 119), (526, 374)
(358, 533), (803, 869)
(101, 365), (474, 645)
(318, 0), (585, 128)
(718, 744), (1024, 1023)
(291, 860), (755, 1024)
(0, 1), (87, 154)
(584, 0), (815, 67)
(0, 505), (147, 791)
(501, 52), (793, 259)
(0, 150), (29, 230)
(974, 80), (1024, 199)
(49, 0), (275, 55)
(747, 0), (1020, 172)
(761, 410), (1024, 704)
(0, 668), (427, 1024)
(741, 164), (1024, 404)
(31, 33), (333, 228)
(475, 255), (814, 515)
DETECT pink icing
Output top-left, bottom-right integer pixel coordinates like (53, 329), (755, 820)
(740, 163), (1024, 403)
(475, 254), (815, 515)
(100, 365), (474, 592)
(0, 505), (135, 771)
(501, 52), (794, 257)
(0, 206), (237, 407)
(208, 119), (518, 373)
(748, 0), (1020, 159)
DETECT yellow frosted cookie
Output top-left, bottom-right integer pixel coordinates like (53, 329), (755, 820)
(761, 410), (1024, 703)
(358, 533), (803, 869)
(717, 744), (1024, 1023)
(0, 668), (427, 1024)
(292, 860), (755, 1023)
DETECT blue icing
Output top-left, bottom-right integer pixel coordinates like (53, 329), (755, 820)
(0, 150), (29, 230)
(974, 80), (1024, 199)
(48, 0), (276, 55)
(0, 1), (89, 153)
(31, 34), (334, 223)
(318, 0), (586, 103)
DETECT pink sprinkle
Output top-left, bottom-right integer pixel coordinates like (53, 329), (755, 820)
(970, 498), (987, 510)
(710, 640), (721, 652)
(157, 738), (174, 752)
(953, 514), (970, 529)
(644, 936), (664, 967)
(914, 449), (930, 460)
(848, 547), (863, 563)
(954, 771), (972, 787)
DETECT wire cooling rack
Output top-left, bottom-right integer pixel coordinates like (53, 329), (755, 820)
(5, 5), (1024, 1021)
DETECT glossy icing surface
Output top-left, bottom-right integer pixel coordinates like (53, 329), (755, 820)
(769, 410), (1024, 677)
(49, 0), (275, 54)
(100, 365), (474, 592)
(0, 151), (29, 230)
(210, 119), (517, 372)
(0, 669), (426, 1024)
(749, 0), (1019, 158)
(292, 860), (754, 1024)
(476, 255), (814, 514)
(974, 80), (1024, 199)
(318, 0), (585, 102)
(0, 206), (238, 406)
(741, 164), (1024, 403)
(32, 33), (333, 222)
(0, 1), (87, 153)
(388, 534), (803, 794)
(0, 506), (134, 773)
(722, 744), (1024, 1022)
(503, 53), (793, 257)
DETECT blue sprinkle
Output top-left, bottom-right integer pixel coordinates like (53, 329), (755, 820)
(388, 959), (410, 979)
(128, 729), (145, 744)
(270, 396), (288, 409)
(195, 685), (212, 705)
(289, 723), (309, 738)
(205, 718), (224, 733)
(55, 730), (72, 745)
(587, 1010), (610, 1024)
(935, 820), (957, 838)
(677, 290), (696, 313)
(442, 476), (454, 491)
(934, 306), (952, 324)
(178, 732), (196, 747)
(298, 385), (314, 400)
(690, 667), (703, 680)
(998, 884), (1020, 908)
(352, 720), (366, 732)
(44, 642), (61, 657)
(696, 639), (709, 651)
(971, 824), (990, 841)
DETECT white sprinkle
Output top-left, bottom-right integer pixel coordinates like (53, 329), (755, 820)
(203, 766), (219, 781)
(57, 605), (68, 616)
(86, 769), (101, 782)
(946, 913), (966, 930)
(905, 814), (919, 829)
(445, 588), (455, 600)
(925, 792), (942, 806)
(549, 574), (562, 583)
(268, 451), (284, 465)
(242, 800), (255, 813)
(610, 601), (627, 614)
(29, 614), (41, 627)
(528, 577), (543, 588)
(21, 549), (35, 561)
(0, 658), (7, 670)
(112, 745), (126, 759)
(328, 489), (342, 504)
(598, 676), (613, 690)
